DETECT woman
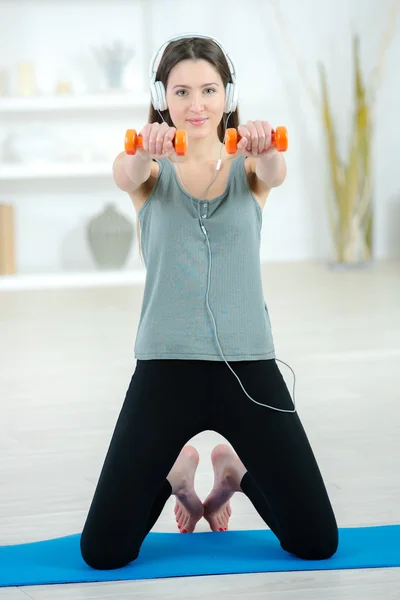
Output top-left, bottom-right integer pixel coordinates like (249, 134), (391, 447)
(80, 34), (338, 570)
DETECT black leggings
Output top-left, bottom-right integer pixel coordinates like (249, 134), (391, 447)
(80, 359), (338, 570)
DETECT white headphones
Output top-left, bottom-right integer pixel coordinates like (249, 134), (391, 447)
(148, 33), (238, 114)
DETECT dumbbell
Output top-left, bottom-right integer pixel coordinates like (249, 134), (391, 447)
(225, 126), (288, 154)
(125, 129), (188, 156)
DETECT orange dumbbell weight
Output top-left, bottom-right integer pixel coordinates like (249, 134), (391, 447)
(225, 126), (288, 154)
(125, 129), (188, 156)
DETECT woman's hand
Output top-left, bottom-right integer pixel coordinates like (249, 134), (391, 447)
(137, 122), (177, 160)
(236, 120), (276, 157)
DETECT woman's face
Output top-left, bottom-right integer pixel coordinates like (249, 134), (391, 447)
(165, 59), (225, 138)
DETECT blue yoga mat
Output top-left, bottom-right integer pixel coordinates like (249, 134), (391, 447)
(1, 525), (400, 587)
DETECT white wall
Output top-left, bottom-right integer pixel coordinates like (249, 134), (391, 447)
(0, 0), (399, 273)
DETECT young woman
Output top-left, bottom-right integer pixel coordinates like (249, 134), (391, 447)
(80, 34), (338, 571)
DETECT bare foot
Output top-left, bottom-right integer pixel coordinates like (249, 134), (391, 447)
(167, 445), (204, 534)
(203, 444), (247, 532)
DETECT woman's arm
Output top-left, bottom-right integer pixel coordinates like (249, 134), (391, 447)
(254, 150), (287, 188)
(237, 120), (287, 188)
(113, 151), (153, 193)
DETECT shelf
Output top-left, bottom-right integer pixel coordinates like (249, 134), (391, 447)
(0, 92), (150, 113)
(0, 162), (112, 180)
(0, 269), (146, 291)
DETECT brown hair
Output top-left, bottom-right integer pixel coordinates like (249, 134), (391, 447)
(136, 36), (240, 265)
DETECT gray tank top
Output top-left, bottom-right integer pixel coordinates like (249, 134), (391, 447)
(134, 154), (275, 361)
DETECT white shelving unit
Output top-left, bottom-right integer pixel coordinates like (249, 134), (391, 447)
(0, 0), (157, 291)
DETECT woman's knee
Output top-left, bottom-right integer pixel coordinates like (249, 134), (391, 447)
(299, 533), (338, 561)
(283, 523), (339, 561)
(80, 534), (139, 571)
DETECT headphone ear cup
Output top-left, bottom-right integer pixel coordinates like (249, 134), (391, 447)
(149, 80), (158, 110)
(153, 81), (165, 110)
(231, 83), (238, 112)
(155, 81), (167, 111)
(150, 80), (167, 111)
(224, 82), (237, 113)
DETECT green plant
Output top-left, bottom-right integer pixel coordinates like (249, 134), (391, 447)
(318, 35), (373, 263)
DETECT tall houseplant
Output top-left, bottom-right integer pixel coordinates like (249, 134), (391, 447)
(270, 0), (399, 267)
(318, 36), (373, 266)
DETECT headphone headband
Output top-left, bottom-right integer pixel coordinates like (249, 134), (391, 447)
(148, 33), (238, 113)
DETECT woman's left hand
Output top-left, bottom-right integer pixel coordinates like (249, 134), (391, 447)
(236, 120), (275, 156)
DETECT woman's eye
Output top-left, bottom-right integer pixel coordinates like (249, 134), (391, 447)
(176, 88), (216, 96)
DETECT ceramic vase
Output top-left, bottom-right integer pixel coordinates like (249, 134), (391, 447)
(86, 203), (134, 269)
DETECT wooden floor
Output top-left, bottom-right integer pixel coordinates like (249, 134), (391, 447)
(1, 261), (400, 599)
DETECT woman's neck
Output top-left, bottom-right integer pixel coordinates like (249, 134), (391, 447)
(172, 135), (225, 165)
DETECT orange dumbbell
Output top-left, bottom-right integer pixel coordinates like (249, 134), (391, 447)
(225, 126), (288, 154)
(124, 129), (188, 156)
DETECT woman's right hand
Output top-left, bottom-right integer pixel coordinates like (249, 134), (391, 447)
(136, 122), (177, 160)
